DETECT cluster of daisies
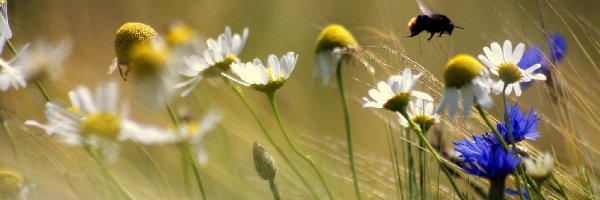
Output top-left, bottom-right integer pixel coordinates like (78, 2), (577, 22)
(362, 30), (566, 198)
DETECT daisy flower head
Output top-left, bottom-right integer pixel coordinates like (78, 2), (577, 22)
(127, 40), (179, 106)
(436, 54), (494, 118)
(363, 68), (433, 112)
(178, 110), (221, 165)
(314, 23), (358, 85)
(175, 26), (249, 96)
(109, 22), (158, 79)
(478, 40), (547, 96)
(16, 38), (72, 81)
(0, 169), (28, 200)
(229, 52), (298, 94)
(397, 97), (439, 132)
(0, 57), (26, 91)
(25, 81), (177, 164)
(523, 152), (555, 183)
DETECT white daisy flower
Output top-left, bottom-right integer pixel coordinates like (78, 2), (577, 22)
(523, 152), (555, 183)
(478, 40), (547, 96)
(175, 26), (249, 96)
(436, 54), (494, 118)
(363, 68), (433, 112)
(25, 81), (178, 164)
(398, 97), (439, 131)
(16, 38), (72, 81)
(178, 110), (221, 165)
(314, 24), (358, 85)
(228, 52), (297, 93)
(127, 39), (180, 107)
(0, 0), (12, 40)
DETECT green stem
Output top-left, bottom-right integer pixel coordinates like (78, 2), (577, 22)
(406, 128), (415, 198)
(335, 61), (362, 200)
(228, 82), (319, 199)
(475, 105), (509, 150)
(266, 92), (334, 199)
(268, 179), (281, 200)
(84, 146), (135, 200)
(501, 86), (530, 200)
(488, 178), (506, 200)
(399, 110), (465, 200)
(5, 39), (52, 102)
(166, 103), (208, 199)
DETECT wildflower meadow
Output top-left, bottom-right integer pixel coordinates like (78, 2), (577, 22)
(0, 0), (599, 199)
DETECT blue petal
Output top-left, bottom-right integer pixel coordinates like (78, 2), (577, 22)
(549, 33), (567, 63)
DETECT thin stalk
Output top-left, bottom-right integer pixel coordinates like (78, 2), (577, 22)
(386, 117), (403, 200)
(488, 178), (506, 200)
(5, 39), (52, 102)
(228, 83), (319, 199)
(266, 92), (334, 199)
(268, 179), (281, 200)
(475, 105), (509, 150)
(501, 86), (529, 200)
(84, 146), (135, 200)
(166, 103), (207, 199)
(418, 125), (427, 199)
(335, 61), (361, 200)
(406, 128), (415, 199)
(399, 110), (465, 200)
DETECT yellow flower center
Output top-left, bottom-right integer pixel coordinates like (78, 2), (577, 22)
(412, 115), (435, 132)
(444, 54), (483, 88)
(496, 63), (522, 84)
(0, 169), (23, 193)
(201, 55), (237, 78)
(67, 107), (80, 113)
(383, 92), (411, 112)
(166, 22), (196, 47)
(129, 46), (167, 79)
(82, 113), (121, 139)
(315, 24), (358, 53)
(185, 123), (199, 137)
(114, 22), (158, 65)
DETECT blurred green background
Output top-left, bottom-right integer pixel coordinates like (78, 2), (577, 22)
(1, 0), (600, 199)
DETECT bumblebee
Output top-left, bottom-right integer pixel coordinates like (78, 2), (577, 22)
(407, 0), (463, 41)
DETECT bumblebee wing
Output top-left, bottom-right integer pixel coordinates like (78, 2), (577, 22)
(416, 0), (434, 16)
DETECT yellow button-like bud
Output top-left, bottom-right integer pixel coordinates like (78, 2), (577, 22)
(383, 92), (411, 112)
(315, 24), (358, 53)
(114, 22), (158, 65)
(129, 46), (167, 79)
(444, 54), (483, 88)
(166, 22), (196, 47)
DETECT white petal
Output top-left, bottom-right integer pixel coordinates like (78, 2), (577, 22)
(461, 87), (474, 117)
(513, 84), (522, 96)
(503, 40), (513, 63)
(492, 81), (504, 95)
(484, 47), (500, 66)
(491, 42), (504, 63)
(267, 54), (280, 81)
(478, 54), (496, 69)
(511, 43), (525, 64)
(411, 90), (433, 102)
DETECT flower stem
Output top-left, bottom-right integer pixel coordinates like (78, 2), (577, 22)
(84, 146), (135, 200)
(488, 178), (506, 200)
(268, 179), (281, 200)
(227, 82), (319, 199)
(474, 104), (509, 149)
(266, 92), (334, 199)
(5, 39), (52, 102)
(335, 61), (362, 200)
(399, 110), (465, 200)
(166, 103), (208, 199)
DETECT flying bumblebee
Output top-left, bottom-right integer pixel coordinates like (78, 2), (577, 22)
(407, 0), (463, 41)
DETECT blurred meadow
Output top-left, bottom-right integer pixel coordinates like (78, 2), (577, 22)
(2, 0), (600, 199)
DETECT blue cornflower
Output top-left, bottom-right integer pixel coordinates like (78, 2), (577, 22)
(518, 33), (566, 89)
(453, 135), (520, 181)
(484, 103), (541, 144)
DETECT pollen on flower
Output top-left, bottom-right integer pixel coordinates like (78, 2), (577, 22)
(166, 22), (196, 47)
(184, 123), (199, 137)
(383, 92), (411, 112)
(444, 54), (483, 88)
(0, 169), (23, 193)
(129, 46), (167, 79)
(114, 22), (158, 65)
(82, 113), (121, 139)
(497, 63), (522, 84)
(315, 24), (358, 53)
